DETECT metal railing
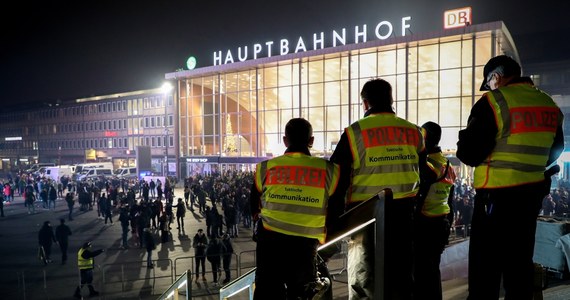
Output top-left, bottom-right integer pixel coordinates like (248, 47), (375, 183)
(100, 258), (174, 296)
(157, 269), (192, 300)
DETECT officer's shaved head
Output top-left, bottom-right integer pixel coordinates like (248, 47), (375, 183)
(361, 78), (394, 111)
(285, 118), (313, 147)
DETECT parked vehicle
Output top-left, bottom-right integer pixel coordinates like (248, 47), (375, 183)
(113, 167), (138, 180)
(78, 168), (113, 181)
(74, 162), (114, 174)
(45, 165), (74, 181)
(25, 163), (55, 173)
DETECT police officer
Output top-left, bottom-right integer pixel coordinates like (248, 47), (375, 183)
(74, 241), (105, 298)
(250, 118), (344, 300)
(457, 55), (564, 300)
(413, 121), (456, 300)
(330, 78), (426, 300)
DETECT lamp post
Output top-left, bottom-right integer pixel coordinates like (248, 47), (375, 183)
(161, 82), (173, 177)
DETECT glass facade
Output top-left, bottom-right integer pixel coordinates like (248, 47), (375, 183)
(175, 25), (516, 170)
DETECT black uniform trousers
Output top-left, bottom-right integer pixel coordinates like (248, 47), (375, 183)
(467, 182), (544, 300)
(254, 225), (318, 300)
(413, 214), (449, 300)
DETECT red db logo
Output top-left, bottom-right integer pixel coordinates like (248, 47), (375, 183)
(444, 7), (472, 29)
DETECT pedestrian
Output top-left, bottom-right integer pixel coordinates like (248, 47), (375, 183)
(97, 192), (105, 219)
(74, 241), (105, 298)
(38, 220), (57, 263)
(192, 228), (208, 282)
(65, 192), (75, 221)
(457, 55), (564, 300)
(184, 184), (190, 207)
(55, 218), (72, 265)
(150, 198), (160, 229)
(143, 228), (156, 268)
(25, 183), (36, 214)
(175, 197), (186, 231)
(165, 200), (173, 229)
(119, 205), (130, 249)
(149, 179), (156, 199)
(40, 187), (48, 209)
(159, 213), (170, 243)
(221, 233), (234, 284)
(413, 121), (456, 300)
(250, 118), (343, 299)
(205, 206), (213, 237)
(206, 235), (224, 284)
(198, 187), (206, 213)
(329, 78), (426, 299)
(104, 194), (113, 225)
(210, 205), (223, 238)
(48, 184), (57, 210)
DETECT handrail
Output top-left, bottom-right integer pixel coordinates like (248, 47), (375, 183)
(157, 269), (192, 300)
(218, 268), (256, 300)
(217, 189), (390, 300)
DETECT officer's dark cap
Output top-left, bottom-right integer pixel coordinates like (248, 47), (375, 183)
(480, 55), (521, 91)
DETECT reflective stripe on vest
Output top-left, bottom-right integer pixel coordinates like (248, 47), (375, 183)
(474, 84), (562, 189)
(346, 113), (424, 203)
(77, 248), (93, 270)
(422, 152), (456, 217)
(255, 152), (340, 243)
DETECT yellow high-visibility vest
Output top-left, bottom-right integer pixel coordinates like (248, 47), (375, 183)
(346, 113), (424, 203)
(474, 84), (562, 189)
(77, 248), (93, 270)
(421, 152), (456, 217)
(254, 152), (340, 244)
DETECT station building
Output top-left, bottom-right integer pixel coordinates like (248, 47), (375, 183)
(167, 19), (518, 178)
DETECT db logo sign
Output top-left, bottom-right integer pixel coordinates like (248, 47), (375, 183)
(444, 7), (472, 29)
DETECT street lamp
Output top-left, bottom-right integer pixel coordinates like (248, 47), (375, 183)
(161, 82), (173, 177)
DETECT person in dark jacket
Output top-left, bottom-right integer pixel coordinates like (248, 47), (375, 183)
(206, 235), (224, 284)
(55, 218), (72, 265)
(221, 233), (234, 284)
(143, 228), (156, 267)
(65, 192), (75, 221)
(175, 198), (186, 231)
(48, 184), (57, 210)
(192, 228), (208, 282)
(38, 220), (57, 263)
(457, 55), (565, 300)
(119, 206), (130, 249)
(74, 241), (105, 298)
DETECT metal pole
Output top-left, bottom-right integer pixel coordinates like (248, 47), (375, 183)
(374, 191), (386, 300)
(164, 90), (169, 177)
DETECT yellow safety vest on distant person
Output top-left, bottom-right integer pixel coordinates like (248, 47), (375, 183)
(474, 84), (562, 189)
(77, 248), (93, 270)
(254, 152), (340, 244)
(346, 113), (424, 203)
(421, 152), (456, 217)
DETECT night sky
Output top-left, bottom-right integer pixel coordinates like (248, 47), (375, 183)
(1, 0), (569, 107)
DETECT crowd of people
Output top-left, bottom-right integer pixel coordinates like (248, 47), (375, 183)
(0, 167), (256, 293)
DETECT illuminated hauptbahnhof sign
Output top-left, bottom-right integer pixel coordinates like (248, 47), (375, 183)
(213, 16), (412, 65)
